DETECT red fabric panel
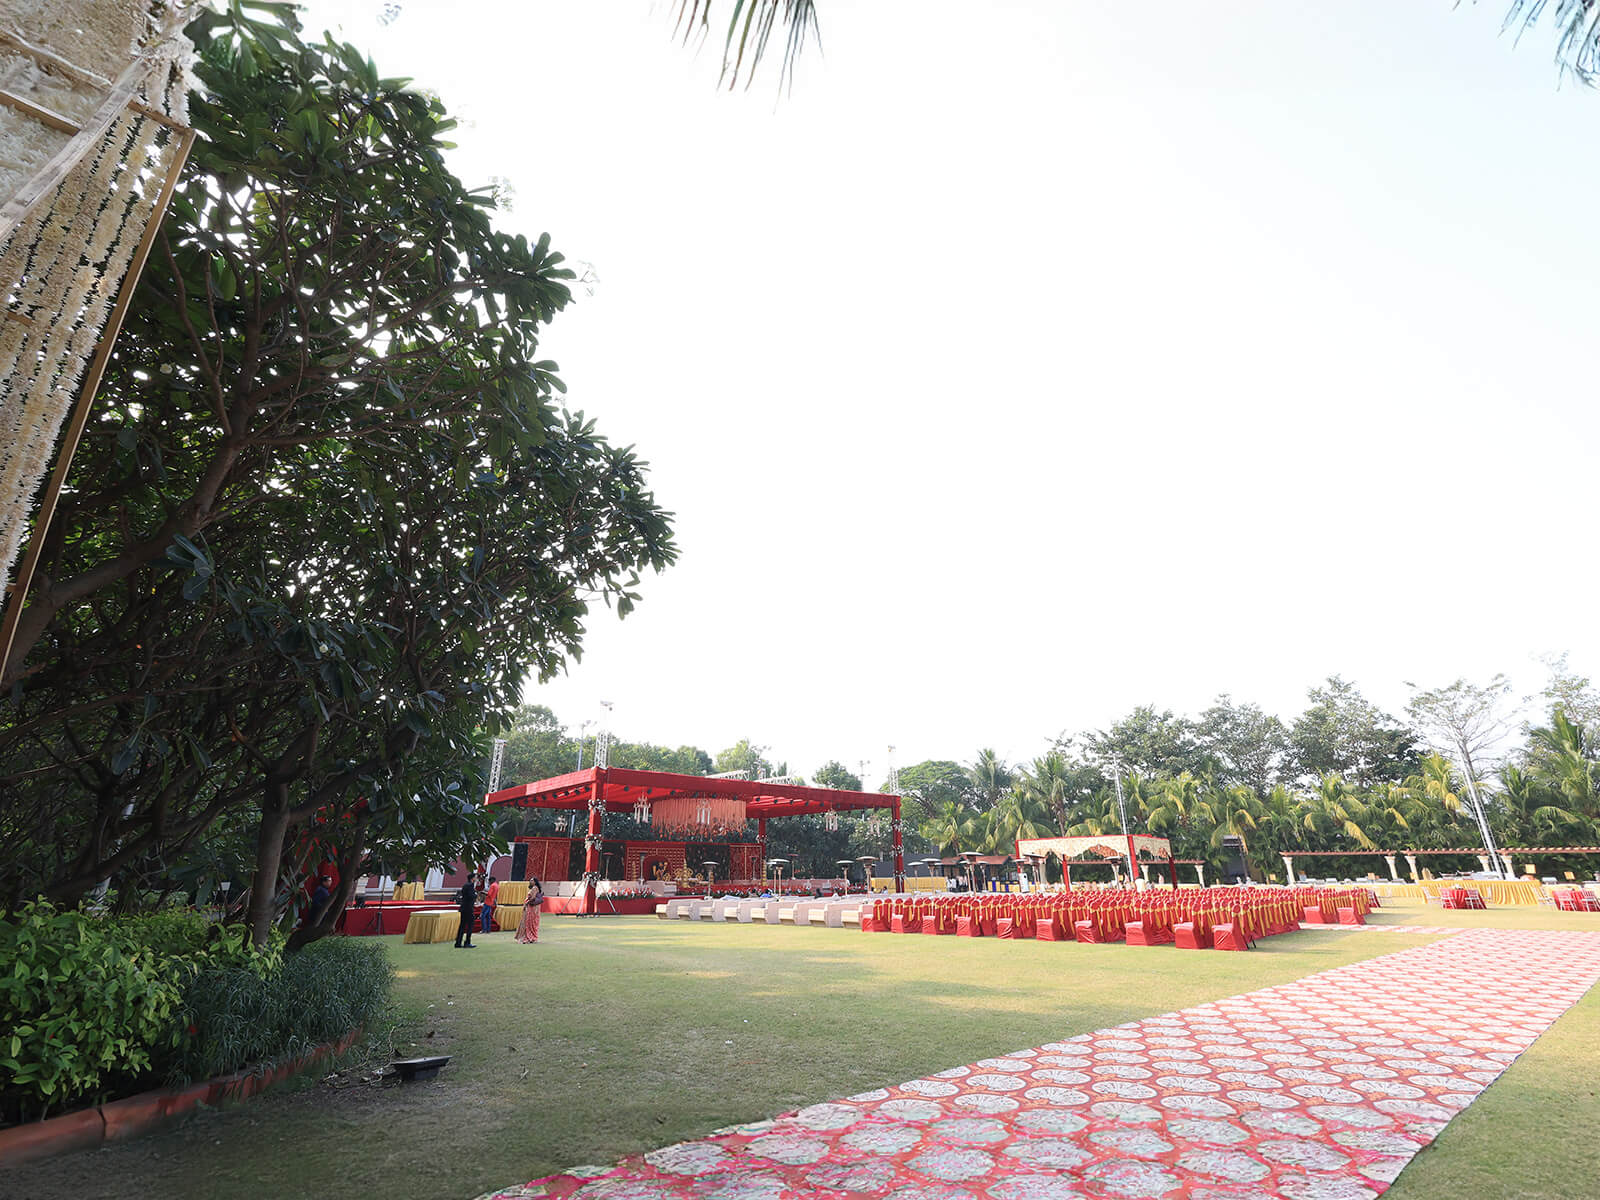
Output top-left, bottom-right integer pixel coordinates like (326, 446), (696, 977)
(729, 844), (761, 880)
(514, 837), (574, 882)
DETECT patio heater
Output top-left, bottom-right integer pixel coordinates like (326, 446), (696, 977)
(836, 859), (856, 891)
(702, 861), (719, 894)
(767, 859), (789, 894)
(857, 856), (877, 894)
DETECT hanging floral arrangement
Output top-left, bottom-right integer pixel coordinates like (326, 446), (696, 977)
(646, 794), (749, 838)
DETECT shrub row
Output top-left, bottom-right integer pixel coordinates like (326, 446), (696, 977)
(1, 903), (390, 1123)
(162, 937), (393, 1084)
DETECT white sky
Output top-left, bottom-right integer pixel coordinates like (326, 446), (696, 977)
(301, 0), (1599, 783)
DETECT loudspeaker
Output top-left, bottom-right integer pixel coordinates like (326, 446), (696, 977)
(1220, 835), (1248, 883)
(511, 842), (528, 881)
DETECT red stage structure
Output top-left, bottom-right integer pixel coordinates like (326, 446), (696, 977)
(485, 767), (905, 914)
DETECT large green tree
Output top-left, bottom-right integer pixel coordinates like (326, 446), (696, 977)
(1288, 677), (1421, 787)
(893, 760), (971, 822)
(1084, 706), (1209, 779)
(1195, 695), (1289, 796)
(0, 9), (675, 938)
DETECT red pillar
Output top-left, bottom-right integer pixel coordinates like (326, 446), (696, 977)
(1168, 854), (1177, 891)
(891, 800), (905, 892)
(583, 770), (605, 915)
(1126, 834), (1138, 888)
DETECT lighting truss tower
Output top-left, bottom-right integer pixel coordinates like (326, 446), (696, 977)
(1112, 768), (1137, 883)
(486, 737), (507, 796)
(1457, 740), (1507, 880)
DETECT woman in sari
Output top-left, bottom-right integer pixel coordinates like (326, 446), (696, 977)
(515, 877), (546, 944)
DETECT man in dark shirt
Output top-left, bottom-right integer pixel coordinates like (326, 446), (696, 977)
(454, 873), (478, 948)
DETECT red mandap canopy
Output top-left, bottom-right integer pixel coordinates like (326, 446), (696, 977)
(485, 767), (905, 912)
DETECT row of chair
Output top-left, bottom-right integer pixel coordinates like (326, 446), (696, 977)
(858, 885), (1377, 950)
(658, 896), (866, 928)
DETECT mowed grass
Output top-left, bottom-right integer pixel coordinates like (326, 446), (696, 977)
(1368, 897), (1600, 931)
(2, 912), (1594, 1200)
(1385, 979), (1600, 1200)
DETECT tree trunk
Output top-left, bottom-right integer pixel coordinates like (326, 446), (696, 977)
(285, 820), (367, 952)
(248, 791), (291, 947)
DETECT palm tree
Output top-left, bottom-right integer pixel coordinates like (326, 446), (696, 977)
(1497, 763), (1586, 843)
(920, 798), (975, 856)
(1304, 774), (1380, 851)
(994, 784), (1055, 845)
(967, 748), (1015, 813)
(1015, 752), (1077, 833)
(1145, 772), (1213, 837)
(1527, 711), (1600, 820)
(1409, 753), (1482, 839)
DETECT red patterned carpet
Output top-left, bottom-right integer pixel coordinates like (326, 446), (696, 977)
(477, 929), (1600, 1200)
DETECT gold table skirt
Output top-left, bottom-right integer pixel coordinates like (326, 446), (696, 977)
(1373, 879), (1547, 906)
(496, 880), (531, 906)
(402, 910), (465, 943)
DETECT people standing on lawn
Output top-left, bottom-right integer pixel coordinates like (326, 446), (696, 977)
(479, 873), (499, 933)
(515, 877), (546, 944)
(454, 872), (478, 948)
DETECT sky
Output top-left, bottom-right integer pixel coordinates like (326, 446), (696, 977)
(301, 0), (1600, 784)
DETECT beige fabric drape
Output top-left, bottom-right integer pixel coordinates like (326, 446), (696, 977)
(0, 1), (194, 597)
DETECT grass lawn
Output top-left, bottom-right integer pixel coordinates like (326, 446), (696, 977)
(2, 913), (1594, 1200)
(1368, 898), (1600, 931)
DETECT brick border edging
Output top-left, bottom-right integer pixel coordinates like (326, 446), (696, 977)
(0, 1027), (363, 1168)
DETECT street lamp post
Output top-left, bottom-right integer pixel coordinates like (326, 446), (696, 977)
(575, 720), (594, 769)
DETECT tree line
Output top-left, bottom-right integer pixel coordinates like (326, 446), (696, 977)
(487, 661), (1600, 883)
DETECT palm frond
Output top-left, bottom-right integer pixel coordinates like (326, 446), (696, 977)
(1502, 0), (1600, 84)
(675, 0), (821, 90)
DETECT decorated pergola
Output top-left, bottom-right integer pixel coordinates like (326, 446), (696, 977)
(1014, 834), (1176, 889)
(485, 767), (904, 913)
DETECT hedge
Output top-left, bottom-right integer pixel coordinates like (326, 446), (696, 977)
(1, 903), (390, 1123)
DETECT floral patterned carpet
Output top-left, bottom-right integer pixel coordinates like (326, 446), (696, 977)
(476, 929), (1600, 1200)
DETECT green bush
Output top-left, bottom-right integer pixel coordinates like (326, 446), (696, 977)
(0, 904), (376, 1122)
(0, 902), (184, 1120)
(118, 908), (285, 977)
(166, 937), (393, 1084)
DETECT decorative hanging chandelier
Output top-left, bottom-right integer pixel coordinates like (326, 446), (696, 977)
(633, 798), (651, 824)
(824, 810), (838, 832)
